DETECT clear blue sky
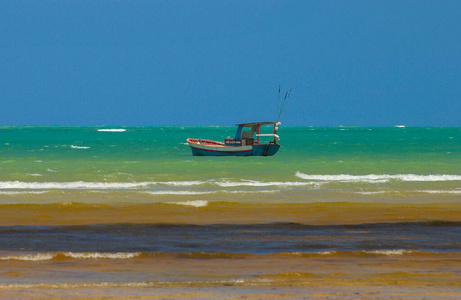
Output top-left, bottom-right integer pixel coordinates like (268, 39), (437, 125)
(1, 1), (460, 126)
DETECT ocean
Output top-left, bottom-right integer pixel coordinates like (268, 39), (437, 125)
(0, 126), (460, 299)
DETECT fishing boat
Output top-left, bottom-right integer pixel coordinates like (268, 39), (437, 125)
(186, 122), (281, 156)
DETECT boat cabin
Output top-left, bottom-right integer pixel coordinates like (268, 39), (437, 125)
(224, 122), (280, 147)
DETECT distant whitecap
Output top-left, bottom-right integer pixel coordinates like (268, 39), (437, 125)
(97, 129), (126, 132)
(70, 145), (90, 149)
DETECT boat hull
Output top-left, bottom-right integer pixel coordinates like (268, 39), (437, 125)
(187, 139), (280, 156)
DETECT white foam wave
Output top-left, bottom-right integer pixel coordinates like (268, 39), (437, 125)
(295, 172), (461, 183)
(167, 200), (209, 207)
(70, 145), (90, 149)
(0, 252), (141, 261)
(63, 252), (140, 259)
(215, 180), (319, 187)
(356, 191), (390, 195)
(418, 190), (461, 194)
(364, 250), (413, 256)
(357, 189), (461, 195)
(0, 181), (154, 190)
(160, 180), (319, 188)
(226, 190), (279, 194)
(0, 191), (49, 195)
(97, 129), (126, 132)
(318, 251), (336, 255)
(162, 181), (206, 186)
(147, 190), (278, 195)
(0, 279), (251, 289)
(0, 180), (317, 192)
(285, 251), (336, 256)
(145, 191), (212, 195)
(0, 282), (156, 289)
(0, 253), (55, 261)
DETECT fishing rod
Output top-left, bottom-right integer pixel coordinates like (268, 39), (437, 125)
(277, 87), (291, 123)
(276, 85), (280, 121)
(276, 90), (286, 121)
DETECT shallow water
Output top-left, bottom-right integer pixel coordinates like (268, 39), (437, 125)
(0, 126), (460, 298)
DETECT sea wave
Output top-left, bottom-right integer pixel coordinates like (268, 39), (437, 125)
(97, 129), (126, 132)
(0, 250), (448, 263)
(1, 175), (459, 193)
(364, 250), (413, 256)
(357, 190), (461, 195)
(162, 181), (206, 186)
(0, 252), (141, 261)
(0, 191), (49, 195)
(0, 181), (154, 190)
(63, 252), (140, 259)
(156, 180), (318, 188)
(215, 180), (319, 187)
(0, 253), (55, 261)
(418, 190), (461, 194)
(70, 145), (90, 149)
(0, 180), (319, 190)
(0, 282), (158, 289)
(166, 200), (209, 207)
(0, 279), (250, 289)
(145, 191), (212, 195)
(295, 172), (461, 183)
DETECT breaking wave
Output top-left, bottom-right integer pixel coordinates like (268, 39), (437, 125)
(0, 250), (445, 263)
(364, 250), (413, 256)
(0, 181), (154, 190)
(162, 181), (206, 186)
(356, 190), (461, 195)
(0, 252), (141, 261)
(0, 191), (49, 195)
(295, 172), (461, 183)
(215, 180), (318, 187)
(1, 175), (459, 194)
(0, 180), (318, 191)
(145, 191), (211, 195)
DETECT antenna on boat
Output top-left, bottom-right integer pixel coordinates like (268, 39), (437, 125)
(277, 87), (291, 123)
(276, 85), (280, 121)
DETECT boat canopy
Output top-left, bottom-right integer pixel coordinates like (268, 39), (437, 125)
(235, 121), (279, 126)
(234, 122), (280, 143)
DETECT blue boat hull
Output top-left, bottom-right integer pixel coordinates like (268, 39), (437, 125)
(190, 144), (280, 156)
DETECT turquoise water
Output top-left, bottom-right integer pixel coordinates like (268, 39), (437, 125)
(1, 126), (460, 178)
(0, 127), (461, 203)
(1, 126), (460, 202)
